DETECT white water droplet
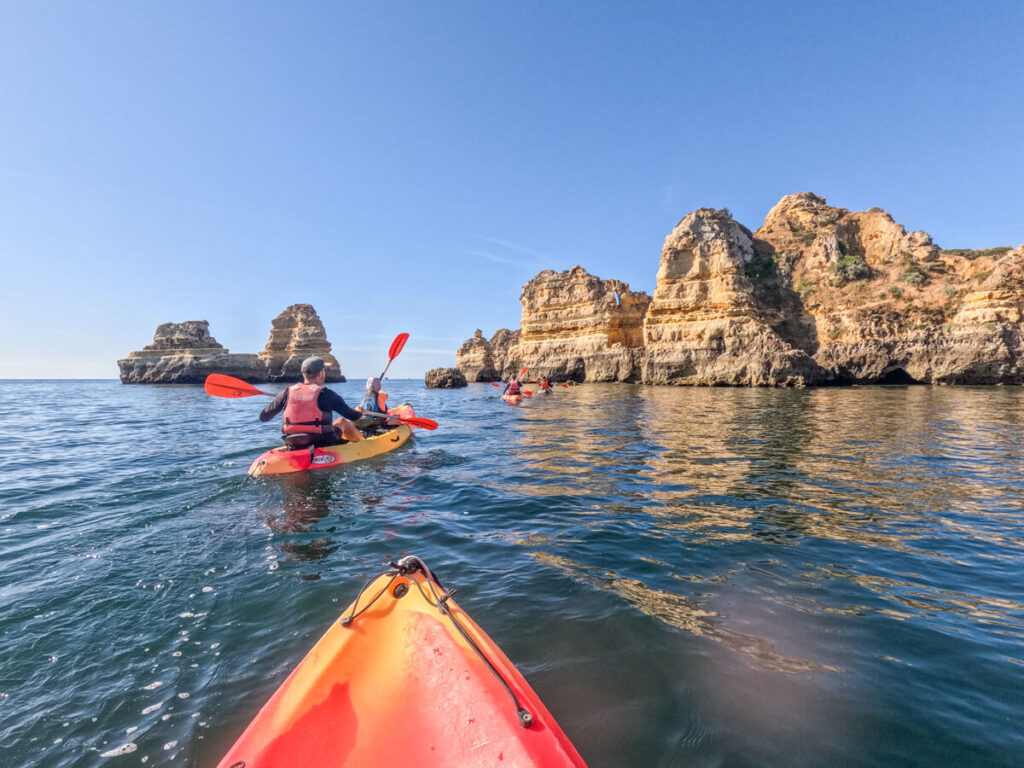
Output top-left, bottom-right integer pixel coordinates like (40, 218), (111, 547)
(100, 743), (137, 757)
(201, 586), (213, 593)
(177, 692), (189, 699)
(126, 726), (138, 734)
(141, 703), (161, 715)
(163, 740), (178, 750)
(142, 681), (163, 691)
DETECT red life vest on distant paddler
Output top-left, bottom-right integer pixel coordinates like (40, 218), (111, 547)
(282, 383), (333, 434)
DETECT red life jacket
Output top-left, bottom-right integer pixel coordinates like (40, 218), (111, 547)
(282, 383), (333, 434)
(507, 381), (521, 395)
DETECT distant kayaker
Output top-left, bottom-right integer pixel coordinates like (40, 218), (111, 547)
(502, 375), (522, 396)
(259, 356), (365, 444)
(354, 376), (394, 431)
(540, 378), (551, 391)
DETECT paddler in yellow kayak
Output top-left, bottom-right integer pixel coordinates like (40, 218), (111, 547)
(353, 376), (396, 433)
(259, 356), (365, 445)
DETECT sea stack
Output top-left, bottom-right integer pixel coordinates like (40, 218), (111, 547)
(117, 321), (264, 384)
(119, 304), (346, 383)
(259, 304), (344, 383)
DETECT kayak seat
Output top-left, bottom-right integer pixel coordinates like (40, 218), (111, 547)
(283, 433), (348, 450)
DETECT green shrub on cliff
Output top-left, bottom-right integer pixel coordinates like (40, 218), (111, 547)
(743, 254), (777, 280)
(901, 264), (929, 287)
(832, 253), (874, 285)
(940, 247), (1011, 260)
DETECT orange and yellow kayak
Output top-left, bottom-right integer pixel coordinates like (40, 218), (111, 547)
(216, 557), (588, 767)
(503, 393), (524, 404)
(247, 424), (412, 476)
(248, 404), (417, 477)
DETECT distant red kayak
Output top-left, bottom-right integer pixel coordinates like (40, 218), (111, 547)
(217, 557), (588, 767)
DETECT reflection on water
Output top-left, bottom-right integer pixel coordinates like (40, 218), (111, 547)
(501, 385), (1024, 674)
(264, 475), (337, 569)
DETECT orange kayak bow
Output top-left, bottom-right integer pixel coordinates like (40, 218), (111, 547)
(217, 556), (587, 768)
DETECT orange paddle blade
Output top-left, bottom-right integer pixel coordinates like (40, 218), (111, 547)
(491, 382), (502, 387)
(519, 366), (529, 378)
(561, 382), (570, 388)
(401, 416), (438, 430)
(204, 374), (272, 398)
(522, 390), (533, 396)
(388, 332), (410, 360)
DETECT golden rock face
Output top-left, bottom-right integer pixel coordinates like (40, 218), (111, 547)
(119, 304), (345, 384)
(259, 303), (343, 382)
(455, 193), (1024, 386)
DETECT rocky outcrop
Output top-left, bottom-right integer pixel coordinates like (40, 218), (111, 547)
(119, 305), (346, 384)
(259, 304), (344, 383)
(455, 328), (520, 381)
(751, 193), (1022, 384)
(642, 209), (817, 385)
(118, 321), (265, 384)
(489, 328), (522, 378)
(454, 192), (1023, 386)
(424, 367), (468, 388)
(456, 330), (499, 381)
(517, 266), (651, 382)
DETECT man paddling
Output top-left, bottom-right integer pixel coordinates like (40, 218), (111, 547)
(502, 374), (522, 397)
(259, 356), (365, 444)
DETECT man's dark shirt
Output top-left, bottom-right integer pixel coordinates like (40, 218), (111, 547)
(259, 385), (362, 427)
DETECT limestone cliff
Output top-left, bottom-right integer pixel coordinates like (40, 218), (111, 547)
(259, 304), (344, 383)
(456, 328), (520, 381)
(118, 321), (264, 384)
(642, 209), (817, 385)
(751, 193), (1022, 384)
(518, 266), (651, 381)
(456, 329), (499, 381)
(120, 305), (346, 384)
(454, 192), (1022, 386)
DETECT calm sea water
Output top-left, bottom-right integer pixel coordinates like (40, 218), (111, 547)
(1, 380), (1023, 767)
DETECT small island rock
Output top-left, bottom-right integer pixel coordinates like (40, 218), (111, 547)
(425, 367), (467, 388)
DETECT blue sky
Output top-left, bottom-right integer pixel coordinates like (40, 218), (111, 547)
(2, 1), (1021, 379)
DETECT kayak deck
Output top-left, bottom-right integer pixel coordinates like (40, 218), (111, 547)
(248, 424), (412, 476)
(217, 557), (587, 767)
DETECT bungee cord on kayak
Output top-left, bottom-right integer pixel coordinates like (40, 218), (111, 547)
(341, 556), (535, 729)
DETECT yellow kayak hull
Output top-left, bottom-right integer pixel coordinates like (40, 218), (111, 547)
(248, 424), (413, 477)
